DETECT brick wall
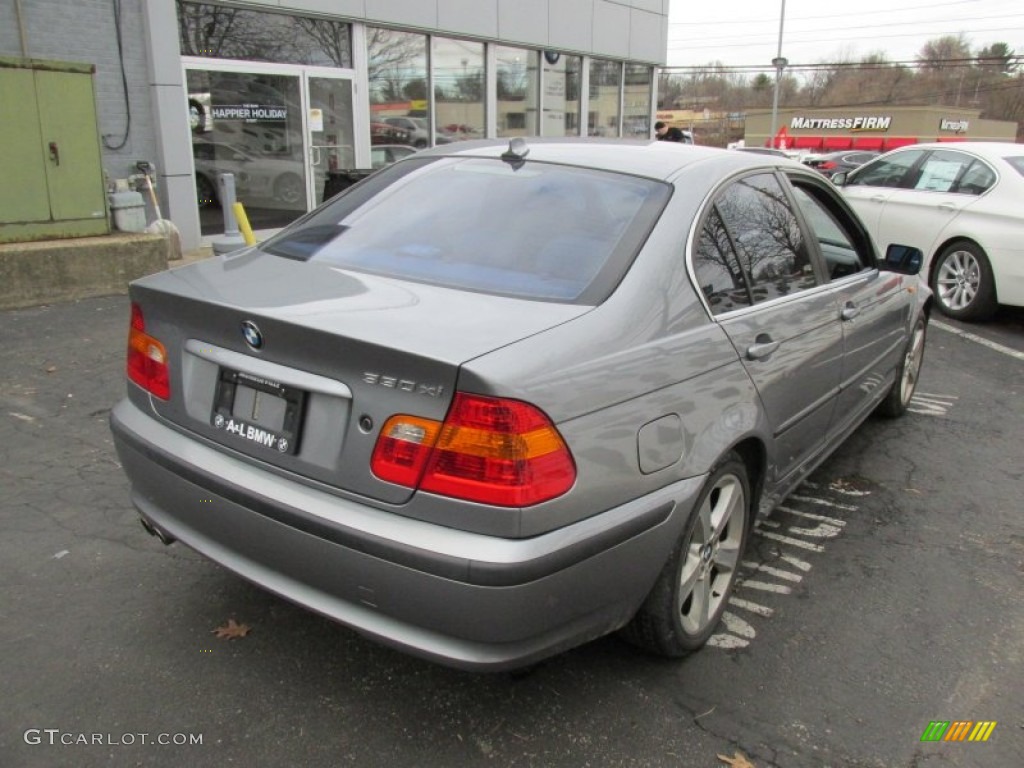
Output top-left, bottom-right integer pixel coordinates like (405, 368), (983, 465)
(0, 0), (158, 183)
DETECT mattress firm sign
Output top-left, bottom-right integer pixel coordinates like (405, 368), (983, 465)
(211, 104), (287, 122)
(940, 118), (969, 132)
(790, 115), (892, 131)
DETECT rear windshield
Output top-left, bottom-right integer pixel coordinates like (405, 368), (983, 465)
(1004, 156), (1024, 177)
(262, 156), (669, 304)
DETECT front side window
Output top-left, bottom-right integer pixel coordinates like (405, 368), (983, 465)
(848, 149), (926, 188)
(263, 158), (670, 304)
(791, 186), (869, 280)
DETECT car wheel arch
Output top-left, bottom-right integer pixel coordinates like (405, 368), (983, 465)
(730, 437), (766, 528)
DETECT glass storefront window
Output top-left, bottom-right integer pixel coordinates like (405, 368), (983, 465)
(540, 52), (581, 137)
(177, 2), (352, 67)
(366, 28), (428, 149)
(623, 64), (652, 138)
(187, 69), (307, 236)
(588, 58), (622, 137)
(433, 38), (485, 143)
(496, 46), (540, 137)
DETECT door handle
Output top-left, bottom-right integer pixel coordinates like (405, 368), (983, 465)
(841, 303), (861, 321)
(49, 141), (60, 166)
(746, 335), (780, 360)
(938, 202), (957, 212)
(310, 145), (322, 166)
(870, 194), (886, 203)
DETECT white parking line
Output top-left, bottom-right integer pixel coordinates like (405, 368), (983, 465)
(932, 320), (1024, 362)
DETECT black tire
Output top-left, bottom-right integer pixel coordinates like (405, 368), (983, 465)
(929, 241), (997, 321)
(621, 453), (751, 656)
(877, 313), (927, 418)
(195, 173), (218, 208)
(273, 173), (305, 206)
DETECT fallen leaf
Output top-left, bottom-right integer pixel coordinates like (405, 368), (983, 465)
(212, 619), (251, 640)
(717, 752), (756, 768)
(46, 366), (58, 373)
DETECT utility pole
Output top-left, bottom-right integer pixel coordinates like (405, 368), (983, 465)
(769, 0), (787, 147)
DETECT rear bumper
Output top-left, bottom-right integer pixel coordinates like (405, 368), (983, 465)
(110, 398), (704, 671)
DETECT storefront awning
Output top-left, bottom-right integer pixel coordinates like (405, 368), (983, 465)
(823, 137), (853, 150)
(792, 136), (823, 149)
(884, 137), (918, 150)
(852, 136), (884, 150)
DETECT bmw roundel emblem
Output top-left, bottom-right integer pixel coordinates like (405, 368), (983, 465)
(241, 320), (263, 350)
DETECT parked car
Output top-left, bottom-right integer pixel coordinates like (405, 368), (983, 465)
(730, 146), (793, 158)
(370, 121), (411, 146)
(321, 145), (418, 201)
(111, 139), (929, 671)
(192, 140), (305, 209)
(380, 116), (453, 149)
(833, 141), (1024, 320)
(803, 150), (880, 178)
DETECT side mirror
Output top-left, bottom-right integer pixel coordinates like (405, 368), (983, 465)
(831, 171), (848, 186)
(883, 244), (924, 275)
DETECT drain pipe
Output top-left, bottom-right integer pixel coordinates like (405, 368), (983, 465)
(14, 0), (30, 58)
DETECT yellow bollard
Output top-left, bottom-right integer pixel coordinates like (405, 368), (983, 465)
(232, 201), (256, 246)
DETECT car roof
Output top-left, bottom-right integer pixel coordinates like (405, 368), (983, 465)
(888, 141), (1023, 159)
(415, 138), (803, 181)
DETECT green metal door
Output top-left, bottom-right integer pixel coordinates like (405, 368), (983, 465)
(0, 66), (50, 223)
(34, 68), (108, 223)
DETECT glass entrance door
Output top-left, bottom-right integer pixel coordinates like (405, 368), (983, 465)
(187, 68), (308, 236)
(306, 75), (355, 206)
(186, 65), (356, 237)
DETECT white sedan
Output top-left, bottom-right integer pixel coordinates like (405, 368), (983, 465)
(833, 141), (1024, 320)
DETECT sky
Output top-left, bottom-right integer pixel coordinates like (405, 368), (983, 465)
(666, 0), (1024, 69)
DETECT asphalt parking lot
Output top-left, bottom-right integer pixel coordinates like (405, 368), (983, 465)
(1, 295), (1021, 768)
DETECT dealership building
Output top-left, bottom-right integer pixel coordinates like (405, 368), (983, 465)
(1, 0), (668, 251)
(745, 105), (1017, 152)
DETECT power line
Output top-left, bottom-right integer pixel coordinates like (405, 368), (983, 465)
(668, 0), (986, 26)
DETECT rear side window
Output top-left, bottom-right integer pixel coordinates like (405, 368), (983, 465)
(263, 157), (669, 304)
(1005, 156), (1024, 177)
(693, 172), (819, 314)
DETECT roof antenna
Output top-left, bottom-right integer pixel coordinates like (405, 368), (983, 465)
(501, 137), (530, 168)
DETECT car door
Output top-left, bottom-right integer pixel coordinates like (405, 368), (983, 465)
(788, 174), (911, 439)
(691, 172), (842, 484)
(840, 148), (928, 237)
(872, 149), (994, 261)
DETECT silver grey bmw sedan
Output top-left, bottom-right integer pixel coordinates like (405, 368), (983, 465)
(110, 138), (930, 671)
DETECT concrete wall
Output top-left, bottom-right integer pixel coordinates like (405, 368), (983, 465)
(0, 0), (158, 185)
(273, 0), (669, 64)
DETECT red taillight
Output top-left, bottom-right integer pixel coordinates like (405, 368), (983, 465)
(820, 161), (837, 170)
(126, 302), (170, 400)
(370, 393), (576, 507)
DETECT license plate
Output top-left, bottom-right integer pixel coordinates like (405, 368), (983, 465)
(211, 370), (305, 454)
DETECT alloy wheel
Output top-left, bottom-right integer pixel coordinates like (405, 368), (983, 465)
(936, 249), (981, 312)
(677, 473), (747, 635)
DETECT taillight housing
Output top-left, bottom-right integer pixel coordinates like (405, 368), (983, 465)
(819, 161), (837, 170)
(126, 302), (170, 400)
(370, 393), (576, 507)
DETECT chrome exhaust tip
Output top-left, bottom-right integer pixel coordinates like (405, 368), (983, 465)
(139, 516), (176, 545)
